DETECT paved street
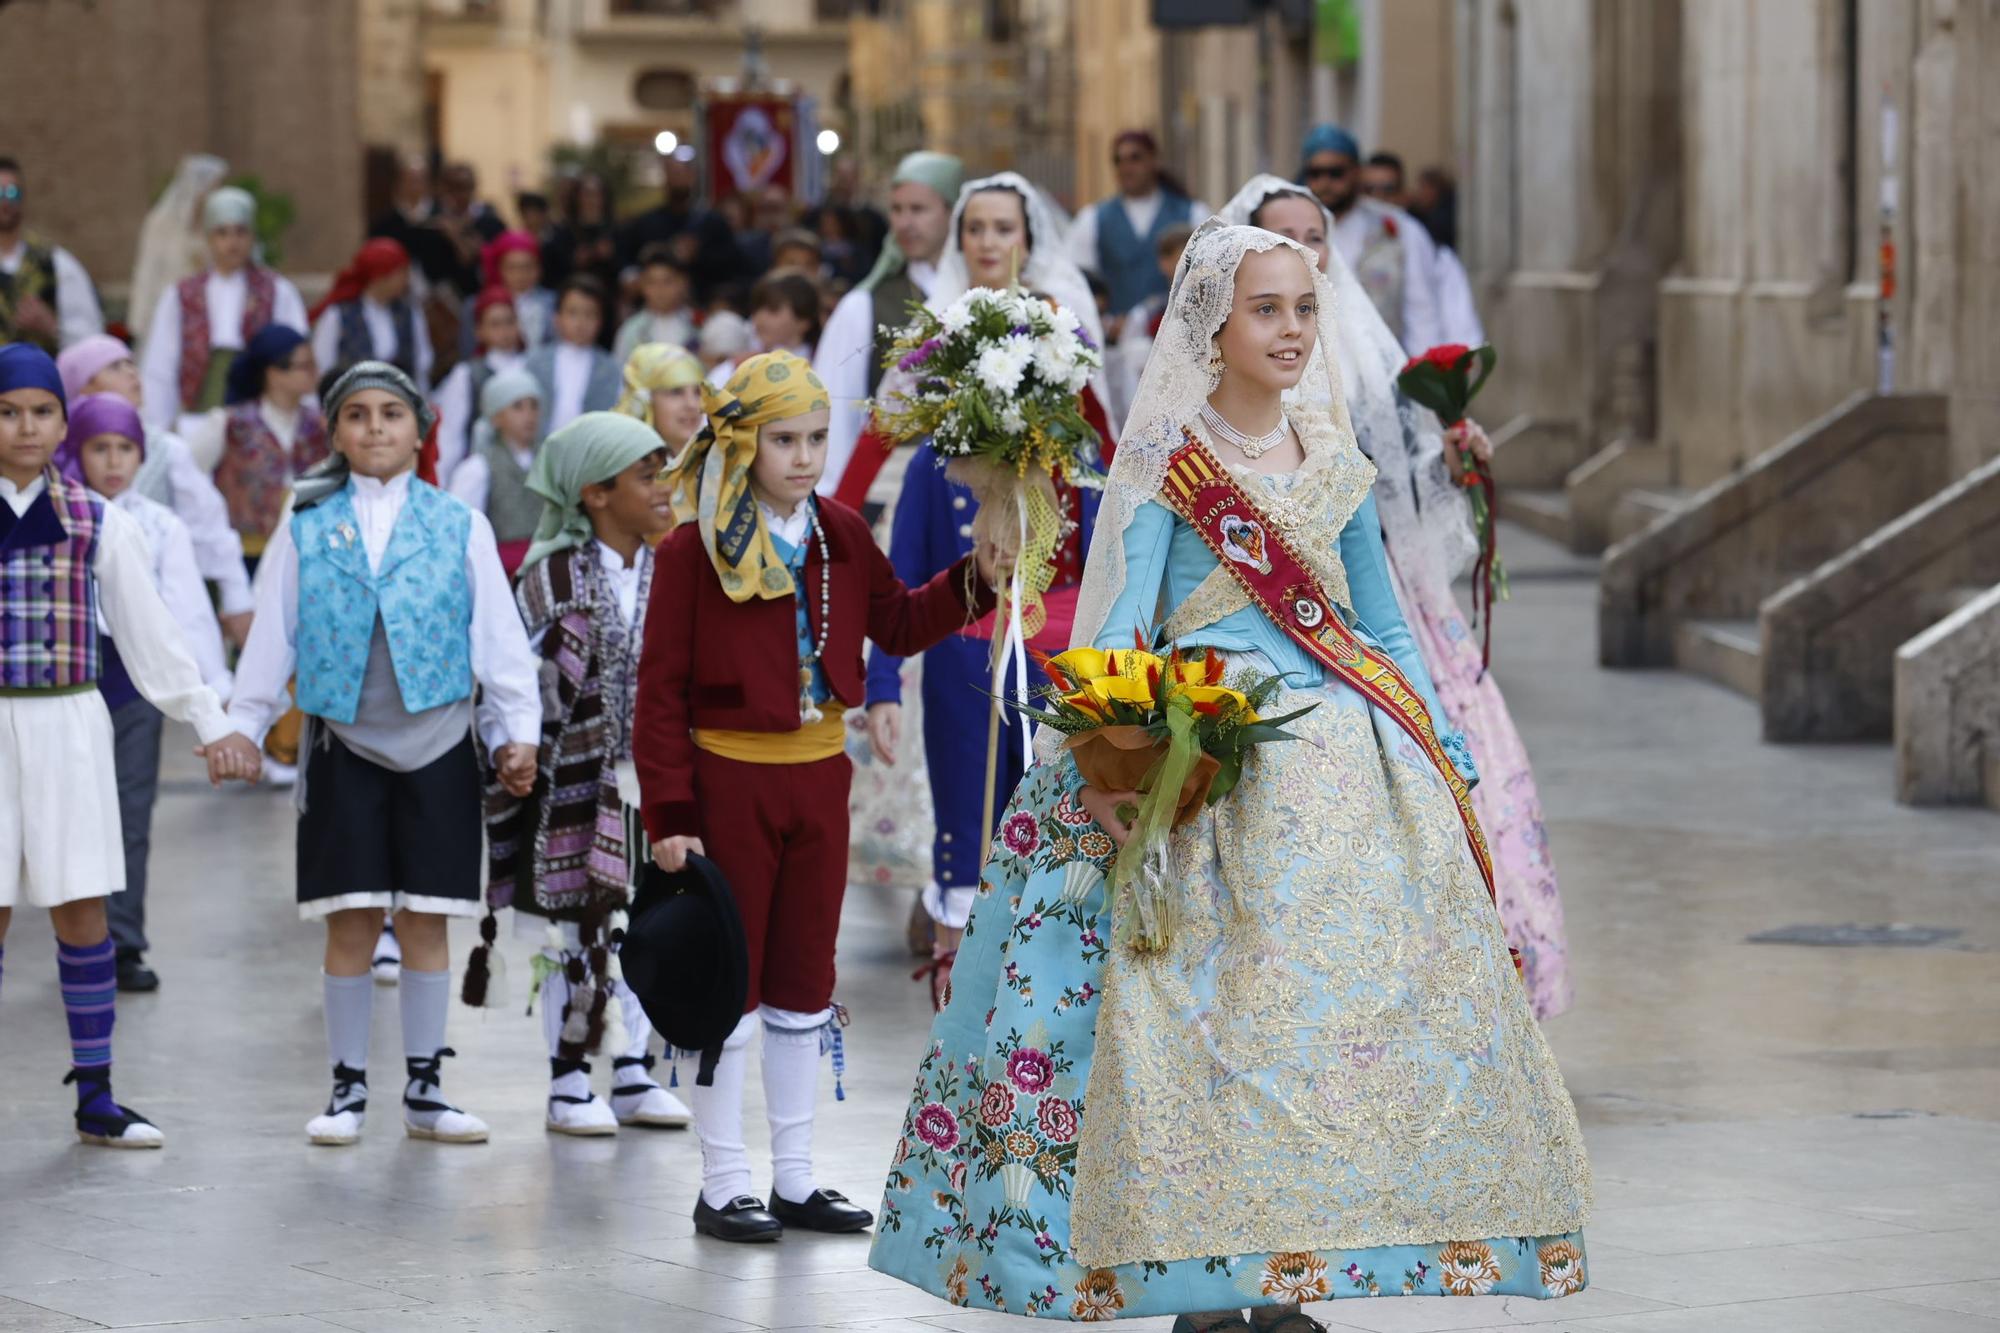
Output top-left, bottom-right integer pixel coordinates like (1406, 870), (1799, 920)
(2, 523), (1997, 1332)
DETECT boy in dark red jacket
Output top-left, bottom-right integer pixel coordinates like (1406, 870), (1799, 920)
(634, 351), (1000, 1243)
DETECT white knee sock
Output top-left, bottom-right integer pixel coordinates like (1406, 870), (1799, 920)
(323, 971), (373, 1074)
(691, 1013), (758, 1208)
(762, 1013), (827, 1204)
(398, 968), (451, 1060)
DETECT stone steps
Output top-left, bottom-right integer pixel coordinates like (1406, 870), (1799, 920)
(1674, 617), (1762, 699)
(1507, 488), (1575, 547)
(1609, 486), (1692, 546)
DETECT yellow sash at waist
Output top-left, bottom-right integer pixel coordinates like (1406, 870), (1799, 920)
(693, 704), (848, 764)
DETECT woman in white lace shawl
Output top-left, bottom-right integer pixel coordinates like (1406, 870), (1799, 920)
(859, 173), (1114, 993)
(868, 223), (1590, 1328)
(1216, 175), (1573, 1019)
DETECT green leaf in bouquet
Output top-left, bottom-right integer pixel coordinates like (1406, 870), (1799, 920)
(1205, 754), (1246, 806)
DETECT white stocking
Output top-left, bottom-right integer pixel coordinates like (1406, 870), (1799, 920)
(692, 1013), (758, 1207)
(761, 1005), (830, 1204)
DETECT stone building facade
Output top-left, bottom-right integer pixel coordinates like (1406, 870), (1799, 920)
(0, 0), (413, 304)
(1451, 0), (2000, 806)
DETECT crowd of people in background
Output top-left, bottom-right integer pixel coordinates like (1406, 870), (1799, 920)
(7, 132), (1479, 442)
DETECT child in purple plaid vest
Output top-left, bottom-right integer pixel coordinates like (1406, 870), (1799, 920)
(0, 343), (261, 1148)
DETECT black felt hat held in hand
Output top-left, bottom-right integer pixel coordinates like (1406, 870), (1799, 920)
(620, 853), (749, 1086)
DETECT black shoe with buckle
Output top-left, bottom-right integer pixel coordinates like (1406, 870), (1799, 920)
(768, 1187), (874, 1233)
(115, 949), (159, 993)
(693, 1194), (783, 1243)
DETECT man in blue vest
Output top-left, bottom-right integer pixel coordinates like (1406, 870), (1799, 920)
(1066, 130), (1207, 331)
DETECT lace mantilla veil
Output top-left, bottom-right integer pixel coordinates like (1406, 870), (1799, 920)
(928, 171), (1106, 353)
(1038, 223), (1361, 762)
(1217, 174), (1479, 594)
(128, 154), (230, 353)
(874, 171), (1114, 446)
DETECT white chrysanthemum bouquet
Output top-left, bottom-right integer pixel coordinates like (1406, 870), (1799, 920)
(876, 287), (1103, 485)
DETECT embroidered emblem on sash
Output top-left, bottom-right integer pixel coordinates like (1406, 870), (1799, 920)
(1218, 514), (1272, 575)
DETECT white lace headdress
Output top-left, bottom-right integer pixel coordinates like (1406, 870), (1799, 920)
(1217, 174), (1478, 588)
(928, 171), (1109, 382)
(128, 154), (230, 352)
(1065, 222), (1361, 674)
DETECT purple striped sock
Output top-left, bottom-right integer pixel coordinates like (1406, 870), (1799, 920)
(57, 937), (117, 1070)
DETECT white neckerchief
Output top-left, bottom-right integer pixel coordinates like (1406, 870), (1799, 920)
(907, 258), (940, 297)
(348, 469), (414, 572)
(0, 472), (48, 516)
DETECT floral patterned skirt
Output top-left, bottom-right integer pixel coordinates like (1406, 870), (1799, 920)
(869, 675), (1592, 1320)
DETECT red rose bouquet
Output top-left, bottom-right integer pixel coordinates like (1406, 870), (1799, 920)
(1397, 342), (1507, 667)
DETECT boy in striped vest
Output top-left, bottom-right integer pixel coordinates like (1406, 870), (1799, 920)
(0, 344), (261, 1148)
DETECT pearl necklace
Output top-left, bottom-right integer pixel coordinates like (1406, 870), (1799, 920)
(1201, 401), (1289, 459)
(798, 505), (833, 725)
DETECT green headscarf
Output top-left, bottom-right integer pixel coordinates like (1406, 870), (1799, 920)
(857, 150), (966, 293)
(519, 411), (665, 573)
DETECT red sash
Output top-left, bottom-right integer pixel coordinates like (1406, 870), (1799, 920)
(1159, 433), (1497, 904)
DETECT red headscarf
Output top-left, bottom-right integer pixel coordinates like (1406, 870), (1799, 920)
(481, 230), (540, 289)
(310, 237), (410, 322)
(469, 285), (516, 352)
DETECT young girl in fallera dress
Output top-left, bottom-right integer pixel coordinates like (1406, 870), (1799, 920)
(868, 225), (1591, 1328)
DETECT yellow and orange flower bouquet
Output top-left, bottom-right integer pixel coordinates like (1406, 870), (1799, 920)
(1007, 634), (1316, 953)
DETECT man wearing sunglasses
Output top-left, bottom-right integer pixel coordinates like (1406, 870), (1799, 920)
(1066, 129), (1208, 325)
(0, 156), (106, 353)
(1300, 124), (1442, 354)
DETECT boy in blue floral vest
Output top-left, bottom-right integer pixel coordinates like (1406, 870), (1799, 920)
(0, 344), (260, 1148)
(226, 361), (543, 1147)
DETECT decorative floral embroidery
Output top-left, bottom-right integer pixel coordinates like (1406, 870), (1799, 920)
(1539, 1240), (1584, 1296)
(1002, 811), (1040, 856)
(1070, 1269), (1125, 1321)
(944, 1255), (971, 1304)
(1037, 1096), (1079, 1143)
(1438, 1241), (1502, 1296)
(1007, 1047), (1055, 1094)
(915, 1102), (961, 1153)
(980, 1082), (1017, 1126)
(1262, 1252), (1331, 1302)
(1341, 1262), (1380, 1296)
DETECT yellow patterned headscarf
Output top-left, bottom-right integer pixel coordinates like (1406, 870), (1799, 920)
(617, 342), (705, 425)
(664, 349), (830, 602)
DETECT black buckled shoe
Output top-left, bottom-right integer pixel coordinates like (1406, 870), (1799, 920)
(769, 1187), (874, 1234)
(693, 1194), (783, 1243)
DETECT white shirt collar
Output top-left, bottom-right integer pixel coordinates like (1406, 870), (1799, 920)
(908, 259), (940, 296)
(758, 496), (812, 547)
(0, 472), (48, 516)
(351, 469), (414, 502)
(596, 538), (639, 575)
(555, 341), (593, 361)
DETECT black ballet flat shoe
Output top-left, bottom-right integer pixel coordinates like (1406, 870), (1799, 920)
(769, 1187), (874, 1234)
(115, 950), (159, 993)
(693, 1195), (783, 1243)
